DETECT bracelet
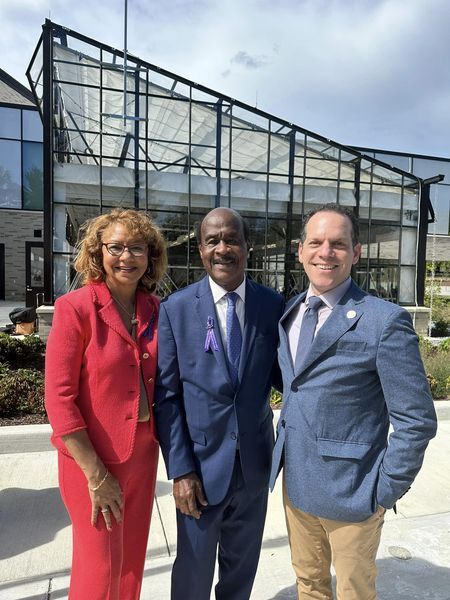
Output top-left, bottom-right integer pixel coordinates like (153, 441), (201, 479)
(89, 470), (109, 492)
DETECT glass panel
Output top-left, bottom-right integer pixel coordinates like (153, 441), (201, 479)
(399, 266), (415, 304)
(54, 162), (101, 206)
(428, 184), (450, 235)
(54, 254), (73, 298)
(400, 227), (417, 266)
(370, 186), (402, 222)
(231, 126), (268, 172)
(30, 246), (44, 288)
(0, 139), (21, 208)
(63, 34), (101, 60)
(269, 137), (289, 175)
(367, 225), (400, 263)
(147, 97), (190, 144)
(23, 142), (44, 209)
(191, 102), (217, 147)
(54, 204), (100, 253)
(411, 158), (450, 182)
(28, 37), (43, 104)
(22, 110), (43, 142)
(303, 180), (339, 208)
(402, 189), (419, 226)
(0, 107), (21, 139)
(305, 157), (339, 179)
(375, 152), (410, 172)
(355, 266), (399, 302)
(358, 223), (369, 260)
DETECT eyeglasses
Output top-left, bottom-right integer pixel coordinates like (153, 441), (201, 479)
(102, 243), (147, 257)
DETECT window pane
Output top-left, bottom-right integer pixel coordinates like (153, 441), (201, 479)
(401, 228), (417, 266)
(399, 267), (415, 304)
(429, 185), (450, 235)
(0, 107), (21, 139)
(0, 139), (21, 207)
(375, 152), (410, 172)
(22, 110), (43, 142)
(411, 158), (450, 182)
(368, 225), (400, 262)
(23, 142), (43, 209)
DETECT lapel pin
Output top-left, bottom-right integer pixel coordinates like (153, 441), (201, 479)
(346, 310), (357, 319)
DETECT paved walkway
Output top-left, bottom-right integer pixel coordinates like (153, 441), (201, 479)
(0, 407), (449, 599)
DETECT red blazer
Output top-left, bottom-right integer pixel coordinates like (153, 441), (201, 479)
(45, 282), (159, 463)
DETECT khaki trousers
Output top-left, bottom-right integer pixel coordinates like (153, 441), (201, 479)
(283, 482), (385, 600)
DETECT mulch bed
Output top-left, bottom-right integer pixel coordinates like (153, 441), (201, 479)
(0, 414), (49, 426)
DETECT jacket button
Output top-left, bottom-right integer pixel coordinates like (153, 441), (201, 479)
(143, 352), (150, 359)
(147, 377), (153, 383)
(230, 432), (237, 440)
(281, 419), (286, 428)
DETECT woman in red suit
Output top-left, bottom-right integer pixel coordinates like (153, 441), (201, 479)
(45, 208), (167, 599)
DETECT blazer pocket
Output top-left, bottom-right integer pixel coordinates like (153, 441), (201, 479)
(335, 340), (367, 353)
(317, 438), (372, 460)
(188, 425), (207, 446)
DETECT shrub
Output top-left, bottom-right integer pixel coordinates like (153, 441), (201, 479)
(270, 388), (282, 408)
(0, 365), (45, 417)
(0, 333), (45, 371)
(419, 337), (450, 400)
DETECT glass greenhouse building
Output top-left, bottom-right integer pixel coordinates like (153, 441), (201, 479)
(27, 20), (437, 306)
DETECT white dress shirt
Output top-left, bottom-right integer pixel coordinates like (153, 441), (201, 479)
(208, 276), (246, 347)
(288, 278), (352, 363)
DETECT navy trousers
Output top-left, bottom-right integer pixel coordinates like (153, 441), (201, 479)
(171, 453), (268, 600)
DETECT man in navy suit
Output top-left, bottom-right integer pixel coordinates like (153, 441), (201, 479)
(155, 207), (284, 600)
(270, 204), (437, 599)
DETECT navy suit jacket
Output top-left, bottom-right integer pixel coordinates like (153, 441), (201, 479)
(270, 281), (437, 522)
(155, 276), (284, 505)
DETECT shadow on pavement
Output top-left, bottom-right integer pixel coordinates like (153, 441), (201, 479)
(0, 487), (70, 559)
(271, 557), (450, 599)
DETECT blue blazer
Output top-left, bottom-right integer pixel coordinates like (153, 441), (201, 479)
(270, 281), (437, 522)
(155, 276), (284, 505)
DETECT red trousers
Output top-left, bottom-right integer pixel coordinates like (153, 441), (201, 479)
(58, 421), (159, 600)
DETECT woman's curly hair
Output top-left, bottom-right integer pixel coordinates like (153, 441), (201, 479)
(73, 208), (167, 292)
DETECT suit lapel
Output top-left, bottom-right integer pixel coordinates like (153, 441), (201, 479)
(92, 282), (156, 348)
(92, 282), (134, 346)
(194, 277), (230, 380)
(295, 282), (366, 377)
(279, 292), (306, 377)
(238, 279), (259, 383)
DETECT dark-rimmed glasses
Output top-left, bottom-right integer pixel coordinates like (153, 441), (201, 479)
(102, 243), (147, 257)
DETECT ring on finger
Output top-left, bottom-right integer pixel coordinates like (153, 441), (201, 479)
(101, 508), (110, 514)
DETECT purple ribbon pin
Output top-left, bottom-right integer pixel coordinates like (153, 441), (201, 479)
(204, 316), (219, 352)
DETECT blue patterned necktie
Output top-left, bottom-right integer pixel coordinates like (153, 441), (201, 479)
(294, 295), (323, 372)
(226, 292), (242, 387)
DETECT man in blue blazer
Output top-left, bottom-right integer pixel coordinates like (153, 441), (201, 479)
(155, 207), (284, 600)
(270, 204), (437, 599)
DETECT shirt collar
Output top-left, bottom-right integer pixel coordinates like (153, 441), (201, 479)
(208, 275), (246, 304)
(306, 277), (351, 310)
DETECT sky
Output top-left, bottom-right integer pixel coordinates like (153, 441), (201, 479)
(1, 0), (449, 157)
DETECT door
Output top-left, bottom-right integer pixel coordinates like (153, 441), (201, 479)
(25, 242), (44, 307)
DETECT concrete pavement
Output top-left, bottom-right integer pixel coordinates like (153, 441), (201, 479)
(0, 406), (450, 599)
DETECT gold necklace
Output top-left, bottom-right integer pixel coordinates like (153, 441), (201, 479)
(112, 295), (138, 325)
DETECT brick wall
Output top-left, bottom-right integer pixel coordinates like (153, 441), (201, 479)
(0, 209), (44, 301)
